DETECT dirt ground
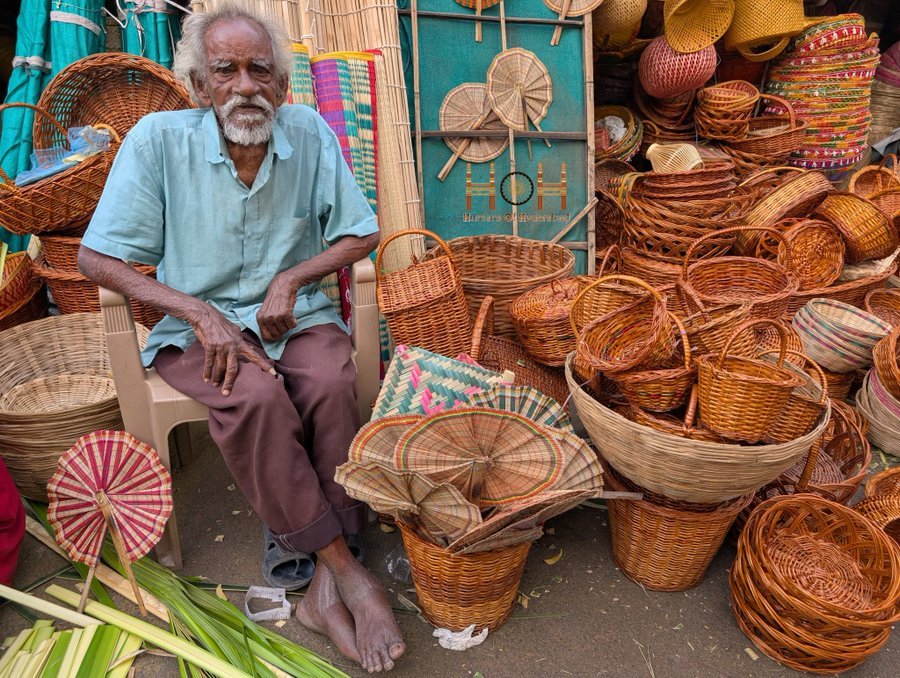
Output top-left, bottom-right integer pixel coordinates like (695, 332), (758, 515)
(3, 423), (898, 678)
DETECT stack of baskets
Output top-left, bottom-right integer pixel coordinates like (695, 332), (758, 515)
(858, 327), (900, 456)
(731, 495), (900, 674)
(869, 41), (900, 146)
(594, 105), (642, 162)
(765, 15), (881, 179)
(0, 313), (149, 500)
(694, 80), (759, 142)
(0, 251), (47, 331)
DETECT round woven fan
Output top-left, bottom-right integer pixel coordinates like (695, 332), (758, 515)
(348, 413), (422, 465)
(440, 83), (509, 163)
(487, 48), (553, 132)
(544, 0), (606, 45)
(455, 0), (501, 42)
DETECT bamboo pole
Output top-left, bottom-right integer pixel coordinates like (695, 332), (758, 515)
(583, 9), (596, 273)
(411, 0), (426, 226)
(551, 0), (572, 46)
(499, 0), (517, 236)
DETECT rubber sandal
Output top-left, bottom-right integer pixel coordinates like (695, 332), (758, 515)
(262, 524), (316, 591)
(346, 533), (365, 565)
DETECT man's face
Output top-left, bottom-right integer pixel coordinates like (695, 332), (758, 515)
(192, 17), (287, 146)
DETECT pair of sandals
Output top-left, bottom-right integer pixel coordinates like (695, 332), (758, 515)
(262, 525), (365, 591)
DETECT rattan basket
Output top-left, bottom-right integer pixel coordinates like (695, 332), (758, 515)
(848, 154), (898, 199)
(872, 326), (900, 400)
(814, 192), (899, 265)
(376, 229), (473, 358)
(603, 464), (751, 592)
(792, 299), (892, 373)
(510, 276), (591, 367)
(754, 219), (845, 291)
(695, 79), (759, 141)
(864, 288), (900, 328)
(427, 236), (575, 337)
(730, 495), (900, 675)
(0, 313), (149, 499)
(785, 267), (893, 315)
(865, 467), (900, 498)
(0, 252), (35, 311)
(852, 496), (900, 546)
(0, 280), (48, 332)
(399, 521), (531, 632)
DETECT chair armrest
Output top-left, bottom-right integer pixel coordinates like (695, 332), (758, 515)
(350, 257), (379, 423)
(99, 286), (152, 426)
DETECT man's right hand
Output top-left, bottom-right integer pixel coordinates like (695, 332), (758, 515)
(191, 305), (275, 396)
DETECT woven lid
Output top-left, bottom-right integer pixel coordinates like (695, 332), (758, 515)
(724, 0), (812, 55)
(486, 48), (553, 131)
(663, 0), (735, 54)
(439, 83), (509, 163)
(592, 0), (648, 51)
(544, 0), (606, 18)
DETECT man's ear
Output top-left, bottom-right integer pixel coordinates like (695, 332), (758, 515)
(191, 72), (213, 107)
(275, 75), (289, 107)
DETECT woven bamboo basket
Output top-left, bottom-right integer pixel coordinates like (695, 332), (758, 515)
(619, 248), (682, 288)
(727, 94), (808, 162)
(0, 252), (35, 311)
(594, 105), (642, 161)
(695, 80), (759, 141)
(399, 522), (531, 632)
(33, 256), (163, 328)
(872, 326), (900, 400)
(510, 276), (591, 367)
(856, 370), (900, 457)
(754, 219), (845, 290)
(867, 188), (900, 222)
(815, 191), (898, 263)
(427, 236), (574, 337)
(696, 320), (805, 443)
(0, 103), (120, 236)
(848, 154), (898, 199)
(376, 229), (473, 358)
(678, 226), (799, 322)
(785, 267), (893, 315)
(760, 351), (828, 445)
(603, 464), (751, 592)
(853, 496), (900, 546)
(566, 355), (830, 503)
(622, 385), (724, 442)
(680, 300), (755, 358)
(864, 288), (900, 328)
(0, 280), (48, 332)
(730, 495), (900, 675)
(38, 234), (83, 272)
(0, 313), (149, 500)
(866, 467), (900, 498)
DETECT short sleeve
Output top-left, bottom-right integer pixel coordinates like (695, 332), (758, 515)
(314, 119), (379, 246)
(81, 122), (165, 266)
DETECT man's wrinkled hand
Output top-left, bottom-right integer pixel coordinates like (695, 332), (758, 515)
(193, 306), (275, 396)
(257, 273), (299, 342)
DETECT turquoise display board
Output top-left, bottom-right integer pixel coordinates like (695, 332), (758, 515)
(399, 0), (592, 273)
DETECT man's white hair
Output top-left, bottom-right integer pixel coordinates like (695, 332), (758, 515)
(172, 2), (291, 104)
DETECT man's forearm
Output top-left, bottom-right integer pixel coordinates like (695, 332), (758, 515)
(78, 245), (213, 327)
(279, 231), (380, 292)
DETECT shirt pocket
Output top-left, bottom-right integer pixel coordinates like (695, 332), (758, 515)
(267, 213), (316, 275)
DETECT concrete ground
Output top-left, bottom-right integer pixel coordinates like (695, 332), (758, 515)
(3, 423), (898, 678)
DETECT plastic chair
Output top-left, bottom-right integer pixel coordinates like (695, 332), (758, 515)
(99, 258), (381, 569)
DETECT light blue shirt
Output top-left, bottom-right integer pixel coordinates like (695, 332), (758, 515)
(83, 105), (379, 366)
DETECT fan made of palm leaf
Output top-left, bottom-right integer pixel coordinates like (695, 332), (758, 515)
(466, 383), (574, 433)
(486, 48), (553, 132)
(395, 407), (564, 507)
(348, 413), (423, 465)
(544, 0), (607, 46)
(440, 83), (509, 163)
(335, 461), (480, 543)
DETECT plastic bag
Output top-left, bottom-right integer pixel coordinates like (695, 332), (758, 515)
(384, 544), (411, 584)
(15, 126), (112, 187)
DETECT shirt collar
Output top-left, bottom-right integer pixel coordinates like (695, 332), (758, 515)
(202, 107), (295, 164)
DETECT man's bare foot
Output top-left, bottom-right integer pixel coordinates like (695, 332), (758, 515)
(296, 565), (361, 664)
(317, 537), (406, 673)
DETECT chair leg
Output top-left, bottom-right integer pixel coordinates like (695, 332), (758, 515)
(152, 427), (185, 570)
(170, 424), (196, 468)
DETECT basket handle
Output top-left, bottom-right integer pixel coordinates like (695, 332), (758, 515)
(876, 153), (898, 193)
(681, 225), (793, 278)
(375, 229), (450, 279)
(469, 295), (495, 362)
(738, 165), (806, 189)
(597, 244), (620, 276)
(675, 279), (710, 319)
(88, 123), (122, 145)
(758, 93), (797, 130)
(0, 102), (71, 195)
(669, 311), (691, 370)
(759, 349), (828, 406)
(568, 273), (663, 339)
(681, 384), (700, 435)
(717, 318), (789, 371)
(737, 37), (791, 63)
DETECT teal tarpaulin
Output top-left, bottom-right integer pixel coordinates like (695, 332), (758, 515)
(119, 0), (183, 70)
(0, 0), (106, 251)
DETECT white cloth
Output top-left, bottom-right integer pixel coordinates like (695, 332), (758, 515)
(433, 624), (488, 651)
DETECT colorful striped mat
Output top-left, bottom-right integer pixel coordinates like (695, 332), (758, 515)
(287, 43), (316, 108)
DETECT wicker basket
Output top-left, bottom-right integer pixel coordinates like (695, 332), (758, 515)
(760, 351), (828, 445)
(510, 277), (590, 367)
(0, 252), (36, 311)
(856, 370), (900, 457)
(814, 193), (898, 265)
(848, 154), (898, 199)
(603, 464), (751, 592)
(33, 256), (163, 328)
(38, 234), (84, 273)
(427, 236), (574, 337)
(0, 313), (149, 499)
(566, 355), (830, 503)
(754, 219), (845, 290)
(695, 80), (759, 141)
(785, 267), (893, 315)
(623, 385), (724, 442)
(0, 280), (48, 332)
(34, 52), (193, 145)
(872, 326), (900, 400)
(638, 36), (716, 99)
(728, 94), (808, 162)
(696, 319), (805, 443)
(619, 248), (682, 288)
(0, 103), (120, 235)
(376, 230), (473, 358)
(866, 467), (900, 498)
(730, 495), (900, 675)
(399, 522), (531, 632)
(792, 299), (892, 373)
(864, 288), (900, 328)
(852, 496), (900, 546)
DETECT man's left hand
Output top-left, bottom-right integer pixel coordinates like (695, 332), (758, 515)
(257, 272), (299, 341)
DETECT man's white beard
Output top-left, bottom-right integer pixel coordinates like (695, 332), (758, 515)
(215, 94), (276, 146)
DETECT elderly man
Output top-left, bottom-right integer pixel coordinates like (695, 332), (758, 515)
(78, 4), (405, 673)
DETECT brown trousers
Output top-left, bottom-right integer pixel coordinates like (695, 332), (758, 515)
(154, 323), (364, 553)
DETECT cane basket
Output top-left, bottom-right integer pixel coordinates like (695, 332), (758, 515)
(754, 219), (845, 290)
(0, 252), (35, 310)
(510, 277), (591, 367)
(814, 193), (898, 265)
(872, 326), (900, 400)
(399, 522), (531, 632)
(730, 495), (900, 675)
(866, 467), (900, 498)
(864, 288), (900, 328)
(0, 313), (149, 499)
(0, 280), (48, 332)
(376, 230), (473, 358)
(853, 496), (900, 546)
(427, 235), (575, 337)
(604, 464), (751, 592)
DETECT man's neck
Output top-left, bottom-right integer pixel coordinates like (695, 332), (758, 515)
(226, 139), (268, 189)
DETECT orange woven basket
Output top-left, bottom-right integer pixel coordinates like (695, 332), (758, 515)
(760, 350), (828, 445)
(0, 280), (48, 332)
(814, 193), (898, 264)
(623, 385), (725, 443)
(754, 219), (845, 290)
(864, 288), (900, 328)
(852, 496), (900, 546)
(38, 235), (83, 272)
(0, 252), (36, 311)
(865, 467), (900, 498)
(376, 229), (474, 358)
(399, 521), (531, 632)
(730, 495), (900, 675)
(785, 268), (893, 316)
(510, 276), (591, 367)
(695, 79), (759, 141)
(728, 94), (808, 161)
(872, 326), (900, 401)
(848, 154), (899, 199)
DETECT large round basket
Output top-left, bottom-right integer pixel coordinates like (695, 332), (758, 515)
(604, 465), (751, 591)
(426, 235), (575, 337)
(566, 354), (830, 504)
(0, 313), (149, 500)
(730, 495), (900, 675)
(814, 192), (898, 265)
(399, 522), (531, 632)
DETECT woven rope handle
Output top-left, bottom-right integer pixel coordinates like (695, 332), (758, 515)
(675, 279), (710, 320)
(682, 225), (794, 277)
(375, 229), (450, 279)
(469, 295), (495, 362)
(717, 318), (789, 371)
(759, 93), (797, 130)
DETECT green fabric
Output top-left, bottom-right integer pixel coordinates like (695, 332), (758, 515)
(119, 1), (182, 70)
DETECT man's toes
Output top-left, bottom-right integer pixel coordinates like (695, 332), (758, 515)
(389, 642), (405, 660)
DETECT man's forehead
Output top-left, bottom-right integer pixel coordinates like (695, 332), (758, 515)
(204, 17), (273, 58)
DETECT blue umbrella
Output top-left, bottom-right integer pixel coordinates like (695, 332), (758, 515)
(47, 0), (106, 79)
(0, 0), (50, 251)
(119, 1), (183, 70)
